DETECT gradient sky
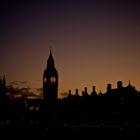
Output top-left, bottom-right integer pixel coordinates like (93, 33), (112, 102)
(1, 0), (140, 98)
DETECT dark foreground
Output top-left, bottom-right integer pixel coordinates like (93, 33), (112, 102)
(1, 120), (140, 138)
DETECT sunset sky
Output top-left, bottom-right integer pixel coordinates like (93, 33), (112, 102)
(1, 0), (140, 98)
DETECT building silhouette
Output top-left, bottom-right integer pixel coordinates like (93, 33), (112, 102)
(43, 49), (58, 105)
(0, 75), (6, 96)
(1, 50), (140, 137)
(0, 75), (6, 104)
(42, 49), (58, 124)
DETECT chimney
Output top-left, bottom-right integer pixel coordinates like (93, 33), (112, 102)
(117, 81), (122, 89)
(107, 84), (112, 92)
(84, 87), (87, 93)
(93, 86), (96, 92)
(68, 90), (71, 95)
(75, 89), (78, 95)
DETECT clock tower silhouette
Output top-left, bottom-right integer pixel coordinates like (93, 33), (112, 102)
(43, 49), (58, 105)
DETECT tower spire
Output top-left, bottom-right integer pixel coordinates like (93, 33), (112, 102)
(3, 75), (6, 85)
(43, 48), (58, 104)
(50, 46), (52, 57)
(48, 47), (54, 62)
(0, 76), (2, 84)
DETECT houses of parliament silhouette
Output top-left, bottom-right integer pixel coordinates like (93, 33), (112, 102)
(0, 49), (140, 137)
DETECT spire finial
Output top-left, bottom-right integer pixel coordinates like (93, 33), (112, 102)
(50, 45), (53, 54)
(47, 46), (54, 65)
(3, 74), (6, 84)
(0, 76), (2, 83)
(50, 46), (52, 54)
(48, 46), (53, 60)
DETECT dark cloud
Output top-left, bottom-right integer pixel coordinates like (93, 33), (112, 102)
(7, 83), (36, 98)
(36, 88), (42, 92)
(8, 81), (28, 87)
(20, 81), (28, 84)
(9, 81), (19, 86)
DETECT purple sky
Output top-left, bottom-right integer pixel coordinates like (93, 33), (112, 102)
(1, 0), (140, 98)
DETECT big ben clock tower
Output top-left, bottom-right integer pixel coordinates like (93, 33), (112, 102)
(43, 49), (58, 105)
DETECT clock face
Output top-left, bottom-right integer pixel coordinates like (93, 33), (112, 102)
(44, 77), (47, 83)
(50, 76), (56, 83)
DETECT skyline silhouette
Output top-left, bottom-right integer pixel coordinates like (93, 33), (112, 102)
(1, 47), (140, 99)
(1, 48), (140, 99)
(1, 50), (140, 138)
